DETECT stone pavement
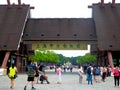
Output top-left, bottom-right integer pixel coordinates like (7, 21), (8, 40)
(0, 69), (119, 90)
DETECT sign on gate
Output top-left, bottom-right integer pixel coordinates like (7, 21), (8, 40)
(32, 41), (87, 50)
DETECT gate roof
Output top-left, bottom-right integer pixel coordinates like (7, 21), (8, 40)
(0, 5), (30, 50)
(23, 18), (97, 42)
(93, 3), (120, 51)
(1, 3), (120, 51)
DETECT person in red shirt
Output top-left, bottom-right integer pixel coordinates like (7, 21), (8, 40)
(113, 66), (120, 87)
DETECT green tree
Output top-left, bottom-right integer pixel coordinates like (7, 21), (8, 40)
(77, 53), (96, 65)
(68, 56), (79, 65)
(29, 50), (59, 63)
(57, 54), (69, 65)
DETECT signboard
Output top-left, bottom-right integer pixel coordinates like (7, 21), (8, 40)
(32, 41), (87, 50)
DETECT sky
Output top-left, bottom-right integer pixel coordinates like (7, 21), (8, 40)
(53, 45), (90, 57)
(0, 0), (120, 57)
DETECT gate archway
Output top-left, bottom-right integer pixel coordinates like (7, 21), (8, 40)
(0, 1), (120, 71)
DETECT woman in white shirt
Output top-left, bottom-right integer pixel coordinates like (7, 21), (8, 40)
(78, 65), (83, 84)
(56, 65), (62, 84)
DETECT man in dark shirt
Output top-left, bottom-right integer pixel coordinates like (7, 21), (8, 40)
(24, 60), (36, 90)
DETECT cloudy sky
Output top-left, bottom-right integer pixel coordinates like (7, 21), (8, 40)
(0, 0), (120, 57)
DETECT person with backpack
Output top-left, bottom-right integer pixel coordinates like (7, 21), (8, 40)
(8, 63), (18, 89)
(24, 60), (36, 90)
(87, 64), (93, 85)
(113, 66), (120, 87)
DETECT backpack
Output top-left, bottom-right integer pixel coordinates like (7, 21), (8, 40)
(87, 67), (91, 74)
(95, 68), (100, 75)
(8, 67), (16, 78)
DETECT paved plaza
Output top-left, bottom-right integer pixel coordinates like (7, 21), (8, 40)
(0, 69), (120, 90)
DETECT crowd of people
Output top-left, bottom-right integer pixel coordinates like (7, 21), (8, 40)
(6, 61), (120, 90)
(77, 64), (120, 87)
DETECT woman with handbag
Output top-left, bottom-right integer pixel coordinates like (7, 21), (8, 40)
(8, 63), (18, 89)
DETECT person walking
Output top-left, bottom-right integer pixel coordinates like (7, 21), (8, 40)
(102, 66), (107, 82)
(24, 60), (36, 90)
(78, 65), (83, 84)
(33, 62), (39, 84)
(113, 66), (120, 87)
(87, 64), (93, 85)
(56, 65), (62, 84)
(8, 63), (18, 89)
(94, 66), (100, 83)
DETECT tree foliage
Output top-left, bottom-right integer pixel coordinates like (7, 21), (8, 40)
(29, 51), (97, 65)
(29, 50), (59, 63)
(77, 53), (97, 65)
(69, 57), (78, 65)
(57, 54), (70, 65)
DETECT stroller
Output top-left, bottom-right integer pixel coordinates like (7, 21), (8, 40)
(40, 74), (50, 84)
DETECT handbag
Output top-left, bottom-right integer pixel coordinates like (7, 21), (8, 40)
(34, 71), (36, 76)
(14, 74), (18, 79)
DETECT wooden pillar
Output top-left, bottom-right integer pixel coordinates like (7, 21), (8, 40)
(108, 51), (114, 68)
(99, 51), (105, 66)
(101, 56), (104, 66)
(97, 52), (102, 66)
(112, 0), (115, 7)
(7, 0), (11, 8)
(18, 0), (22, 8)
(1, 52), (10, 68)
(112, 0), (115, 5)
(100, 0), (104, 7)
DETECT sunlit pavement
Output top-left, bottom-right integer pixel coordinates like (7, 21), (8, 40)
(0, 69), (119, 90)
